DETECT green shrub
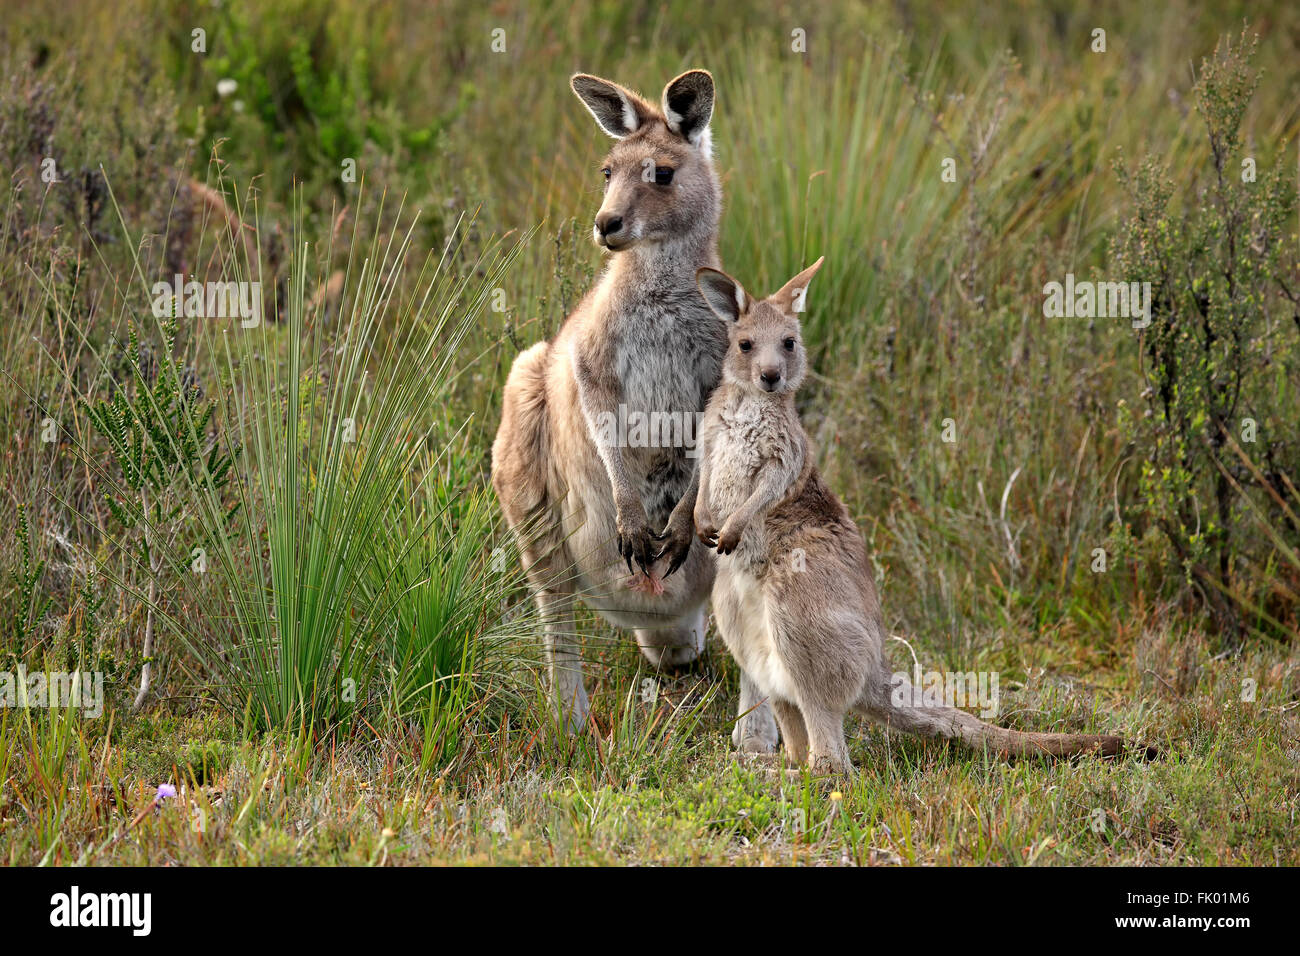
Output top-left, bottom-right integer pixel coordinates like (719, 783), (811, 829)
(1110, 31), (1299, 637)
(158, 0), (466, 196)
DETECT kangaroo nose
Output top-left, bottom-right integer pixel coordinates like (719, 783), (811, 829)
(760, 368), (782, 387)
(596, 214), (624, 237)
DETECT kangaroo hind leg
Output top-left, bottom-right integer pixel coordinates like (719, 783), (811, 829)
(535, 586), (588, 733)
(802, 703), (852, 774)
(771, 698), (808, 766)
(732, 669), (780, 754)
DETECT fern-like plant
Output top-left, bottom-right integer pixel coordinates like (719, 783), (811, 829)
(83, 314), (238, 709)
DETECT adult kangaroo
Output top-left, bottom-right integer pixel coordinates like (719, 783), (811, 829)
(492, 70), (778, 750)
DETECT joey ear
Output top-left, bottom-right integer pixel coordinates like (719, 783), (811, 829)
(769, 256), (825, 315)
(571, 74), (653, 139)
(662, 70), (715, 150)
(696, 267), (748, 323)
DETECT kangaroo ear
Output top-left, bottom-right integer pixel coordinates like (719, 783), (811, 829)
(571, 74), (652, 139)
(696, 267), (748, 323)
(662, 70), (715, 150)
(769, 256), (825, 315)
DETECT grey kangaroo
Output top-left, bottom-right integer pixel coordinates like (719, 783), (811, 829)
(693, 258), (1132, 773)
(492, 69), (778, 750)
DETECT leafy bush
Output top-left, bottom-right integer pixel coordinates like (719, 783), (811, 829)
(1111, 32), (1300, 637)
(159, 0), (468, 195)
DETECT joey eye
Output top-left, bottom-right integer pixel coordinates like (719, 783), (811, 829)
(602, 167), (611, 181)
(738, 340), (752, 353)
(783, 338), (796, 351)
(654, 166), (674, 186)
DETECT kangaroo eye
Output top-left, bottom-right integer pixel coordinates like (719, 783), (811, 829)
(784, 338), (796, 351)
(602, 167), (611, 181)
(654, 166), (674, 186)
(738, 340), (752, 353)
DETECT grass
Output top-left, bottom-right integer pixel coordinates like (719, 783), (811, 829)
(0, 0), (1297, 865)
(3, 625), (1296, 865)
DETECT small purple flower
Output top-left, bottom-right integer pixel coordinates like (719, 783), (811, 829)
(155, 783), (177, 801)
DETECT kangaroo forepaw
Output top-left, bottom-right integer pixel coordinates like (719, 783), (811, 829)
(653, 522), (693, 577)
(715, 519), (744, 555)
(617, 521), (659, 574)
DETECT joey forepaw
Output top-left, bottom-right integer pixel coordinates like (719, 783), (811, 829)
(715, 518), (744, 555)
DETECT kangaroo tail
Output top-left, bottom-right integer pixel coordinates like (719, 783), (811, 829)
(860, 668), (1133, 759)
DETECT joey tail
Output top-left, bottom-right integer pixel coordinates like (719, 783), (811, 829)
(859, 666), (1156, 760)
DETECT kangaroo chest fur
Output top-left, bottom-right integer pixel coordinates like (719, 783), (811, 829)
(702, 388), (807, 699)
(605, 285), (726, 521)
(703, 390), (803, 541)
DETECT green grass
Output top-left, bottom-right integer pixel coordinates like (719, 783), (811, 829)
(0, 0), (1297, 865)
(2, 626), (1295, 865)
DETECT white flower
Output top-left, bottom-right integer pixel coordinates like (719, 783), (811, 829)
(216, 78), (238, 98)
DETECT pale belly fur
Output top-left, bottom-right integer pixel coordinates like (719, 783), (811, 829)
(548, 338), (714, 629)
(559, 470), (712, 629)
(714, 564), (797, 702)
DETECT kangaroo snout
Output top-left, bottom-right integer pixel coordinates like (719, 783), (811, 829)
(759, 367), (782, 390)
(595, 211), (625, 241)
